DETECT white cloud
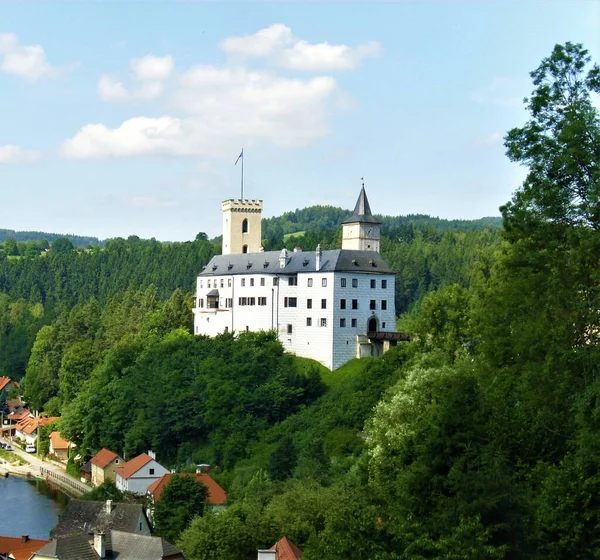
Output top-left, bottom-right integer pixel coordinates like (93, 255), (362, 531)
(475, 132), (503, 146)
(471, 77), (525, 108)
(98, 75), (128, 101)
(130, 55), (174, 81)
(0, 31), (70, 80)
(66, 66), (338, 159)
(0, 144), (40, 163)
(98, 55), (172, 101)
(220, 24), (381, 71)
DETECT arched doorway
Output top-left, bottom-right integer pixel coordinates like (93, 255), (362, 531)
(368, 317), (377, 333)
(242, 244), (248, 254)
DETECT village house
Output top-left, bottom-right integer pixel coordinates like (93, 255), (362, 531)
(114, 452), (169, 496)
(48, 431), (73, 462)
(0, 535), (50, 560)
(194, 186), (407, 370)
(53, 499), (151, 538)
(258, 537), (303, 560)
(15, 416), (58, 446)
(147, 472), (227, 521)
(90, 448), (123, 487)
(30, 530), (185, 560)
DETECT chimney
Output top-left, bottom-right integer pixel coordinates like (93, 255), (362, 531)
(21, 535), (29, 543)
(315, 244), (322, 271)
(105, 499), (113, 514)
(93, 533), (106, 559)
(148, 450), (156, 460)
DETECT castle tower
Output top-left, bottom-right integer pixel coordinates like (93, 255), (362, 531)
(342, 184), (382, 252)
(222, 199), (263, 255)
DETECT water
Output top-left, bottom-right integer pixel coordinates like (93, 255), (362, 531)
(0, 475), (69, 539)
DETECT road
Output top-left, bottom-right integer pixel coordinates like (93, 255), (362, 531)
(0, 436), (89, 494)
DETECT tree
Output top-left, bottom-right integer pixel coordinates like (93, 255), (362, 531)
(50, 237), (74, 254)
(268, 436), (297, 482)
(503, 42), (600, 235)
(153, 475), (209, 543)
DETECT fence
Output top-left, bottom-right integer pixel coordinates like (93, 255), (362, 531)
(40, 466), (90, 496)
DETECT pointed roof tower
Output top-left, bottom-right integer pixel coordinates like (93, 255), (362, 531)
(343, 181), (381, 225)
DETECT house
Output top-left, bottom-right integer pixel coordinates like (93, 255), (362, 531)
(0, 377), (18, 394)
(147, 473), (227, 517)
(1, 404), (29, 439)
(90, 448), (123, 487)
(257, 537), (303, 560)
(15, 416), (58, 446)
(80, 460), (92, 483)
(53, 499), (151, 538)
(193, 186), (408, 370)
(114, 452), (169, 496)
(0, 535), (50, 560)
(30, 530), (185, 560)
(49, 431), (72, 462)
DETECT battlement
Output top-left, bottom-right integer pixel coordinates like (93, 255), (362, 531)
(222, 199), (263, 212)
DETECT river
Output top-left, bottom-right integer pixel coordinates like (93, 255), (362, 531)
(0, 475), (69, 539)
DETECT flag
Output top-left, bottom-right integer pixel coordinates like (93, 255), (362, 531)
(235, 149), (243, 165)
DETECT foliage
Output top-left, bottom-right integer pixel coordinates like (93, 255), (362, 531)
(154, 475), (209, 544)
(82, 480), (128, 502)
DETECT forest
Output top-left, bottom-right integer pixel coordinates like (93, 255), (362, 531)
(0, 43), (598, 558)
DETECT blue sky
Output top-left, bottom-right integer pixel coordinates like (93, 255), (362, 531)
(0, 1), (598, 241)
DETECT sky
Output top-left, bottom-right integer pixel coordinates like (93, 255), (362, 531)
(0, 1), (598, 242)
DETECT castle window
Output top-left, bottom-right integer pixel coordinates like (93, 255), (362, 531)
(228, 279), (232, 287)
(260, 278), (265, 286)
(242, 218), (248, 234)
(370, 300), (376, 310)
(199, 299), (204, 308)
(273, 278), (279, 286)
(258, 297), (267, 306)
(307, 278), (313, 287)
(352, 279), (358, 288)
(321, 299), (327, 309)
(242, 245), (248, 254)
(241, 279), (246, 287)
(199, 281), (203, 288)
(250, 278), (254, 287)
(341, 278), (347, 287)
(288, 276), (298, 286)
(351, 318), (357, 328)
(382, 279), (387, 289)
(284, 297), (297, 308)
(287, 324), (293, 334)
(249, 297), (256, 305)
(340, 318), (346, 328)
(322, 278), (327, 287)
(382, 322), (386, 328)
(381, 300), (387, 310)
(220, 279), (224, 288)
(306, 317), (312, 327)
(225, 298), (232, 307)
(307, 299), (312, 309)
(320, 318), (327, 327)
(352, 299), (358, 310)
(370, 279), (376, 289)
(340, 299), (346, 309)
(207, 280), (211, 288)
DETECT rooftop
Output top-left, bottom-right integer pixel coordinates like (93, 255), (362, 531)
(0, 535), (50, 560)
(114, 452), (154, 480)
(147, 473), (227, 505)
(90, 448), (120, 469)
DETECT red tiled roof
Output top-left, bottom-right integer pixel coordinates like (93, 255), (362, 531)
(49, 431), (70, 450)
(8, 408), (30, 422)
(0, 535), (50, 560)
(147, 473), (227, 505)
(90, 448), (120, 468)
(270, 537), (303, 560)
(0, 376), (12, 391)
(16, 416), (59, 436)
(115, 452), (153, 480)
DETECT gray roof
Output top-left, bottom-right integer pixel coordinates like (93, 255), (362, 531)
(342, 186), (381, 225)
(54, 500), (146, 538)
(33, 531), (185, 560)
(199, 249), (391, 277)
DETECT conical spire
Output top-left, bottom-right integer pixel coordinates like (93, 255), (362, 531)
(343, 181), (381, 225)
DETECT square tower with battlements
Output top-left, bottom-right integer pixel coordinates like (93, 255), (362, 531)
(222, 199), (263, 255)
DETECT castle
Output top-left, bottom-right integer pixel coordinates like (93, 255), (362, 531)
(193, 187), (405, 370)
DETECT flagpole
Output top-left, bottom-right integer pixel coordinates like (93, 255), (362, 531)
(241, 148), (244, 200)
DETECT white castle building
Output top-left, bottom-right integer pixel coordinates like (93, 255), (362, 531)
(193, 187), (406, 370)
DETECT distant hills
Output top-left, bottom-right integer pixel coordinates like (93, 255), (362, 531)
(0, 206), (502, 248)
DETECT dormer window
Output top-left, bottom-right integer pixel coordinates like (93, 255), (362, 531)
(242, 219), (248, 234)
